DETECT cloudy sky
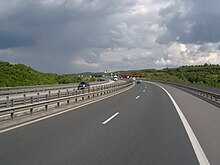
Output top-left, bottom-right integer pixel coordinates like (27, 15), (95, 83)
(0, 0), (220, 73)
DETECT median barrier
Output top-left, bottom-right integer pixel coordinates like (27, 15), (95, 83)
(0, 81), (133, 121)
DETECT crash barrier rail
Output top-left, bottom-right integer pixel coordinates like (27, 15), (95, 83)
(149, 80), (220, 103)
(0, 81), (133, 120)
(0, 80), (108, 96)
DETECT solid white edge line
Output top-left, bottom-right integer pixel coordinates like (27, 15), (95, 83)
(147, 81), (210, 165)
(136, 96), (140, 99)
(0, 83), (134, 134)
(102, 112), (119, 125)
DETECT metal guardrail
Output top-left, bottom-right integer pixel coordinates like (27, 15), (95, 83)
(150, 80), (220, 103)
(0, 81), (133, 120)
(0, 80), (108, 96)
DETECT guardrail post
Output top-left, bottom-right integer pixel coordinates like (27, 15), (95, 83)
(11, 99), (14, 107)
(30, 108), (33, 114)
(82, 97), (84, 101)
(57, 102), (60, 108)
(6, 96), (9, 108)
(48, 91), (51, 99)
(23, 94), (26, 104)
(67, 100), (70, 105)
(66, 89), (69, 97)
(30, 96), (33, 104)
(45, 105), (48, 111)
(46, 94), (48, 101)
(37, 93), (40, 102)
(11, 109), (15, 119)
(75, 98), (77, 103)
(58, 90), (60, 98)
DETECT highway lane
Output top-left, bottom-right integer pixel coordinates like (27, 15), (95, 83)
(0, 82), (199, 164)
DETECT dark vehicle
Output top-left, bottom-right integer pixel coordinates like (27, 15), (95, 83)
(78, 82), (90, 90)
(136, 80), (141, 84)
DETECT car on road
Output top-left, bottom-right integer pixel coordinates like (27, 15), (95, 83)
(78, 82), (90, 90)
(113, 75), (118, 81)
(136, 80), (141, 84)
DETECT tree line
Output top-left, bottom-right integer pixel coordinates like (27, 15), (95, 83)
(0, 61), (99, 87)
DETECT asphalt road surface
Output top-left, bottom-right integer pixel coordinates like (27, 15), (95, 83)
(0, 82), (216, 165)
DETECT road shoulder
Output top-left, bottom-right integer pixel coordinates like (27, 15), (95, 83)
(152, 82), (220, 165)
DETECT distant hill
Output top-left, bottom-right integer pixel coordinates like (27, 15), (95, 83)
(0, 61), (98, 87)
(116, 64), (220, 87)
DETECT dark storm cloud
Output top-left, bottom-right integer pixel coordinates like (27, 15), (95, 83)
(157, 0), (220, 44)
(0, 0), (134, 50)
(0, 0), (142, 73)
(0, 34), (34, 49)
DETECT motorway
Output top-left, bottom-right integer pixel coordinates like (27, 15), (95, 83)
(0, 81), (219, 164)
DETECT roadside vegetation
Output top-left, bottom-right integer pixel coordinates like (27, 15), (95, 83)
(0, 61), (100, 87)
(0, 61), (219, 88)
(116, 64), (220, 87)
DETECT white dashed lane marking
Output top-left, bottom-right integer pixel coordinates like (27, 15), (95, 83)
(136, 96), (140, 99)
(102, 112), (119, 125)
